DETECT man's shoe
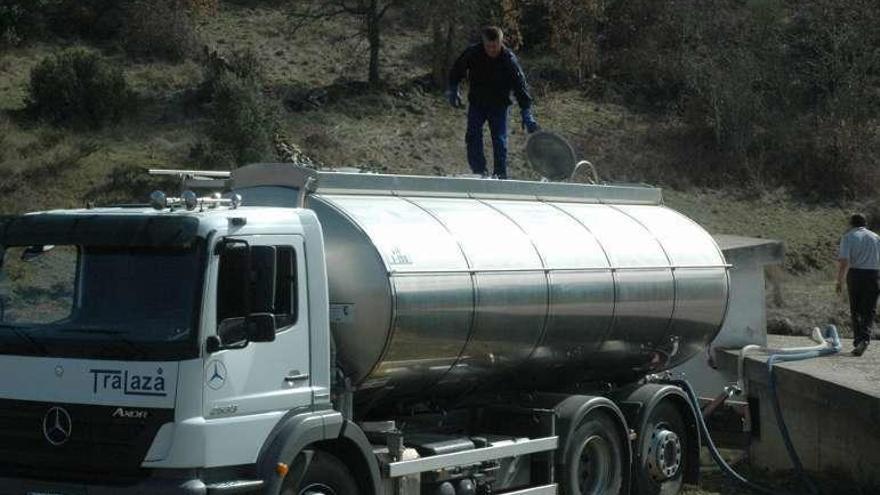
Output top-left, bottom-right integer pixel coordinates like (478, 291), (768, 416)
(853, 341), (869, 357)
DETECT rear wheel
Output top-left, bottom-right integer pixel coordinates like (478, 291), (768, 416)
(635, 400), (688, 495)
(560, 411), (625, 495)
(281, 451), (360, 495)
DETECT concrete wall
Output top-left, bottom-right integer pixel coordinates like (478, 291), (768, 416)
(748, 379), (880, 486)
(718, 340), (880, 489)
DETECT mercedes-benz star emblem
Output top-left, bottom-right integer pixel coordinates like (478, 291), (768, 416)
(206, 360), (227, 390)
(42, 407), (72, 446)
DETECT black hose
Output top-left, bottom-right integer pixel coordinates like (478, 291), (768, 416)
(766, 365), (816, 494)
(665, 325), (841, 495)
(670, 379), (782, 495)
(764, 325), (840, 495)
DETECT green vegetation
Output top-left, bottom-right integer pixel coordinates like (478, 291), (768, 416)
(27, 49), (133, 128)
(0, 0), (872, 337)
(122, 0), (199, 61)
(199, 61), (279, 169)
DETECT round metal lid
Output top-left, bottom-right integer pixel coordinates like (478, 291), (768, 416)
(525, 130), (577, 181)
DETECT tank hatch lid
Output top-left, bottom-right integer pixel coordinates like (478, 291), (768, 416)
(230, 163), (662, 205)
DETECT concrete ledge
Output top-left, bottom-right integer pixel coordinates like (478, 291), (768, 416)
(716, 335), (880, 487)
(713, 234), (784, 266)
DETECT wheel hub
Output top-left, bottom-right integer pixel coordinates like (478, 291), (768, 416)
(577, 436), (613, 493)
(299, 483), (336, 495)
(646, 427), (682, 481)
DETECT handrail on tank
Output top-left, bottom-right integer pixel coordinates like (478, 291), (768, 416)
(230, 163), (664, 206)
(386, 265), (733, 276)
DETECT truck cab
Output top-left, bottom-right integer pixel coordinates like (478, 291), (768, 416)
(0, 201), (337, 493)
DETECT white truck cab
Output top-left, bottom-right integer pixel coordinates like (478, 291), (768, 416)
(0, 201), (337, 493)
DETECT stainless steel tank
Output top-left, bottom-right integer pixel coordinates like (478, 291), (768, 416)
(233, 166), (730, 400)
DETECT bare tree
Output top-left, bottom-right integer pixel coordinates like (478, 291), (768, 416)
(428, 2), (459, 88)
(546, 0), (605, 85)
(426, 0), (517, 88)
(290, 0), (404, 86)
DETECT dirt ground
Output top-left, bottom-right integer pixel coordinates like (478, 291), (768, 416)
(682, 454), (873, 495)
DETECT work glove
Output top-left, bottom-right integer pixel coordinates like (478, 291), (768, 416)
(521, 107), (539, 134)
(446, 85), (463, 108)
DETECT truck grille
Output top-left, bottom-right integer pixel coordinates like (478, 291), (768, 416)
(0, 399), (173, 483)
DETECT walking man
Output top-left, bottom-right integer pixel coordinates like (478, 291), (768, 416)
(447, 26), (539, 179)
(836, 213), (880, 356)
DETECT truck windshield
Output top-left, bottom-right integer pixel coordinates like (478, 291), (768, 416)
(0, 243), (204, 361)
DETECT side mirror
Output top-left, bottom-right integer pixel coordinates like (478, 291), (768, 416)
(21, 245), (55, 262)
(244, 313), (276, 343)
(208, 313), (276, 353)
(210, 239), (279, 354)
(216, 317), (247, 347)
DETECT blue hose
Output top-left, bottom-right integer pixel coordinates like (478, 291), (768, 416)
(667, 324), (841, 495)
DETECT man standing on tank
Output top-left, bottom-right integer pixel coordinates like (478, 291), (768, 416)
(447, 26), (539, 179)
(836, 213), (880, 356)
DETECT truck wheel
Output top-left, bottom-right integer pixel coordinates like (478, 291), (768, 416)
(635, 400), (687, 495)
(281, 451), (360, 495)
(560, 412), (625, 495)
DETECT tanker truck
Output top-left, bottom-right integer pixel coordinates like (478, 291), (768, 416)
(0, 163), (729, 495)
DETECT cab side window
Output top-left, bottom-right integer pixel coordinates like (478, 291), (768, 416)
(217, 244), (297, 331)
(273, 246), (297, 329)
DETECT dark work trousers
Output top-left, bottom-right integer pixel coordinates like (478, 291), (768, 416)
(847, 268), (880, 345)
(466, 103), (509, 178)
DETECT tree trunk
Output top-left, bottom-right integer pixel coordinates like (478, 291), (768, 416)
(444, 21), (455, 82)
(367, 0), (381, 86)
(431, 14), (445, 87)
(431, 4), (457, 89)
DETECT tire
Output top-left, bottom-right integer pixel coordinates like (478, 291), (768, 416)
(281, 451), (360, 495)
(634, 400), (688, 495)
(560, 411), (626, 495)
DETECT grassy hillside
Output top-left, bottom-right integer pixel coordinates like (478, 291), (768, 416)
(0, 2), (855, 335)
(0, 4), (872, 494)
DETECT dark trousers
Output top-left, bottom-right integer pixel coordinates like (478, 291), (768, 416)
(847, 268), (880, 345)
(466, 103), (509, 177)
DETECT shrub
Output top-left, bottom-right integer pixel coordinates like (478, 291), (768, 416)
(0, 0), (58, 47)
(204, 71), (279, 168)
(27, 49), (133, 129)
(1, 0), (214, 47)
(199, 48), (266, 101)
(1, 3), (28, 47)
(192, 48), (277, 168)
(123, 0), (199, 61)
(48, 0), (126, 41)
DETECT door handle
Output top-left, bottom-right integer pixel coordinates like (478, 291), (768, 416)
(284, 372), (310, 383)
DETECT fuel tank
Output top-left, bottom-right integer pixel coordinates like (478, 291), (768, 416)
(235, 166), (730, 400)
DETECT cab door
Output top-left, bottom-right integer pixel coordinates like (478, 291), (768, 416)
(204, 235), (312, 419)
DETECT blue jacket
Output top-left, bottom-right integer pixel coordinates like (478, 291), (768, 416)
(449, 44), (533, 110)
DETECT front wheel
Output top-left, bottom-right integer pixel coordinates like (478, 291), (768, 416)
(281, 451), (360, 495)
(560, 411), (626, 495)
